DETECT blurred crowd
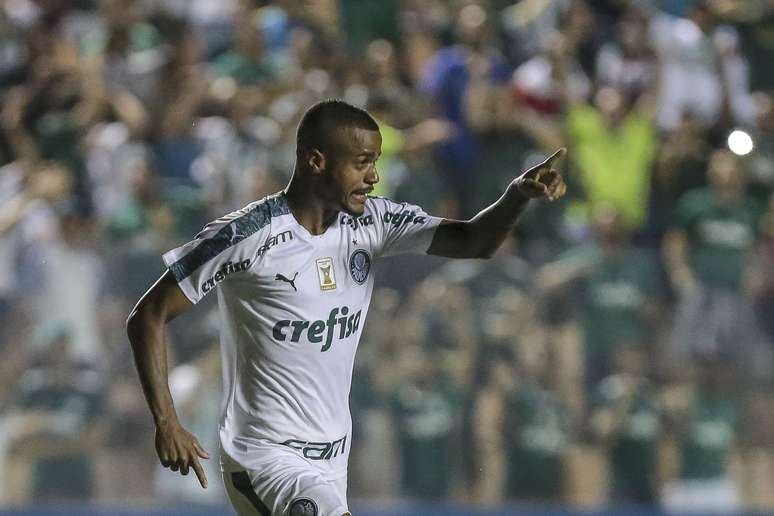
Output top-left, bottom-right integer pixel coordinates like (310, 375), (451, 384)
(1, 0), (774, 512)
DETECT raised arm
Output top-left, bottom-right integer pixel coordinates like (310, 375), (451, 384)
(428, 148), (567, 259)
(126, 270), (210, 488)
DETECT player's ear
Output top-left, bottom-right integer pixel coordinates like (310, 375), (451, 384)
(307, 148), (326, 175)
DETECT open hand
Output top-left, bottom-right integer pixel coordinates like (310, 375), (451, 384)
(513, 148), (567, 201)
(155, 420), (210, 488)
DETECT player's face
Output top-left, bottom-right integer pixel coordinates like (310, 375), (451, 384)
(327, 127), (381, 216)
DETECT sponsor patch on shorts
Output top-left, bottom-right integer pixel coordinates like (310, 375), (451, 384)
(289, 497), (318, 516)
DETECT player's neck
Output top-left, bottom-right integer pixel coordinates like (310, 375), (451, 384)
(284, 178), (338, 235)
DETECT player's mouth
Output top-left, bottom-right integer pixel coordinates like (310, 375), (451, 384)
(351, 188), (372, 204)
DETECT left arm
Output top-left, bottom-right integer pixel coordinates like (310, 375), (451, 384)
(428, 148), (567, 258)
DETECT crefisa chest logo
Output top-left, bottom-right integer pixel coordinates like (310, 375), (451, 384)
(349, 249), (371, 284)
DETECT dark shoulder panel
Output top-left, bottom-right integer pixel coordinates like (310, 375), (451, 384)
(168, 194), (290, 282)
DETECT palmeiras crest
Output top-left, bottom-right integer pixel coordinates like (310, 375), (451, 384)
(289, 497), (318, 516)
(349, 249), (371, 284)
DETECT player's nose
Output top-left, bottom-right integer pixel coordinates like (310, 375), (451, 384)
(365, 166), (379, 185)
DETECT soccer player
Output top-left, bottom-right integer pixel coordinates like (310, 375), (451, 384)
(126, 99), (566, 516)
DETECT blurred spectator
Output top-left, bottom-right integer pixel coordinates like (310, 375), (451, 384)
(0, 161), (73, 334)
(1, 63), (94, 210)
(510, 3), (592, 116)
(338, 0), (400, 57)
(555, 0), (601, 76)
(0, 7), (27, 90)
(520, 7), (659, 230)
(539, 206), (663, 387)
(94, 368), (155, 504)
(434, 234), (532, 304)
(737, 380), (774, 510)
(150, 22), (208, 191)
(97, 1), (165, 109)
(751, 193), (774, 347)
(104, 155), (174, 241)
(595, 5), (658, 100)
(661, 353), (742, 513)
(653, 0), (756, 132)
(0, 162), (36, 343)
(420, 2), (512, 216)
(562, 77), (658, 229)
(361, 39), (421, 121)
(747, 91), (774, 205)
(164, 0), (237, 59)
(349, 288), (402, 498)
(589, 344), (662, 506)
(502, 338), (570, 502)
(470, 346), (513, 504)
(389, 345), (464, 500)
(500, 0), (570, 65)
(210, 4), (280, 87)
(399, 278), (478, 389)
(648, 115), (712, 239)
(35, 208), (106, 364)
(197, 112), (281, 211)
(366, 90), (451, 199)
(5, 324), (104, 502)
(663, 150), (767, 376)
(471, 320), (569, 505)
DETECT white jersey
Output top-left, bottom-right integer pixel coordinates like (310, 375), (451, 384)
(162, 192), (441, 479)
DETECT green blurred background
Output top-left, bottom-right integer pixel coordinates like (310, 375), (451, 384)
(1, 0), (774, 514)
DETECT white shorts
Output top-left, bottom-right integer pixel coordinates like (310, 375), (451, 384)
(221, 447), (349, 516)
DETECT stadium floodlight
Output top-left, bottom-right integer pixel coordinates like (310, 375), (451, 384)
(727, 129), (754, 156)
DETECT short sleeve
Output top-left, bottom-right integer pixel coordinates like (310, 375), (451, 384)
(162, 200), (280, 303)
(368, 197), (442, 258)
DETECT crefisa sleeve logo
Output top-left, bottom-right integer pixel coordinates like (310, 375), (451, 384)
(349, 249), (371, 284)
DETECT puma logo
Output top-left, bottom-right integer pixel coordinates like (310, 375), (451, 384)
(229, 222), (246, 245)
(275, 272), (299, 292)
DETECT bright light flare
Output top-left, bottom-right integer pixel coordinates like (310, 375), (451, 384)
(727, 129), (754, 156)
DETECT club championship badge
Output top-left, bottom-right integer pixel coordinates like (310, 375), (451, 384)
(316, 257), (336, 291)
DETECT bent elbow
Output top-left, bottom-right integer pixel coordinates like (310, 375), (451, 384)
(126, 307), (142, 340)
(126, 307), (138, 327)
(126, 305), (153, 344)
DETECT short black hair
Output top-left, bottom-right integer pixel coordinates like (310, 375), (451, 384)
(296, 99), (379, 157)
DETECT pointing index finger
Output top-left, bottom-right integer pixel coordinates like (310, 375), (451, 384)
(192, 457), (208, 489)
(522, 148), (567, 180)
(542, 147), (566, 168)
